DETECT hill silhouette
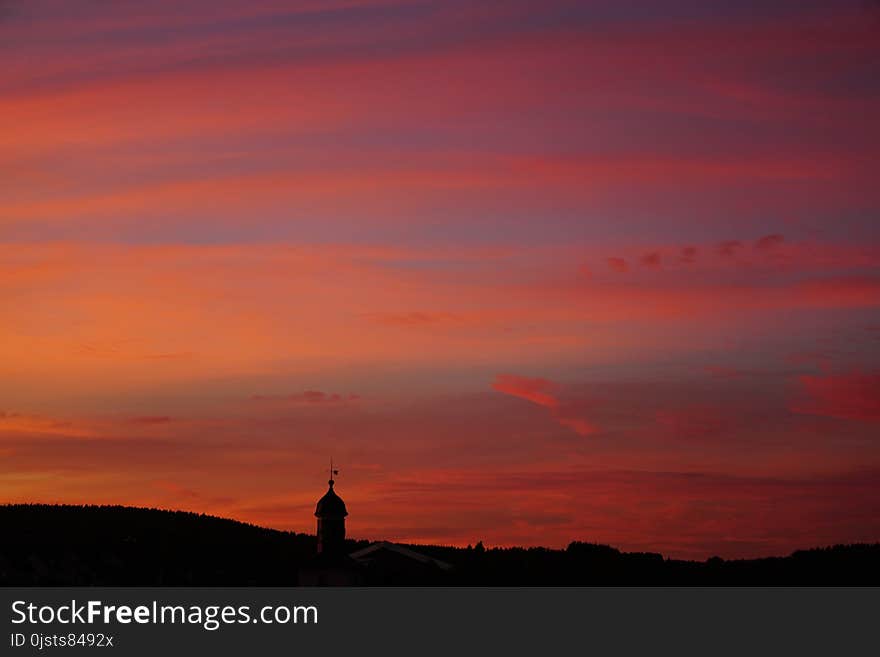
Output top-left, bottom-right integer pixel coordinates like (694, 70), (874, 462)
(1, 504), (878, 585)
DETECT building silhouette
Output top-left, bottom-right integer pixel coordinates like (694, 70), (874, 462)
(315, 478), (347, 555)
(298, 476), (364, 585)
(349, 541), (453, 584)
(298, 470), (452, 586)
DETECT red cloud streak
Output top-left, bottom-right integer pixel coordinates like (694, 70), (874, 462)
(793, 373), (880, 421)
(492, 374), (596, 436)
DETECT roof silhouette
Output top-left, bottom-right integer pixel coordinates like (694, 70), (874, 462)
(350, 541), (453, 571)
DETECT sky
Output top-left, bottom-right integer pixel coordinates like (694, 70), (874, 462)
(2, 0), (879, 560)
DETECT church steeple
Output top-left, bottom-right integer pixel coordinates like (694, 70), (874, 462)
(314, 460), (347, 555)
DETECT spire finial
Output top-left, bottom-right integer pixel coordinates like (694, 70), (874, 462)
(328, 457), (339, 487)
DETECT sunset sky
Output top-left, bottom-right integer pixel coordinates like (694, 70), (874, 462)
(2, 0), (880, 559)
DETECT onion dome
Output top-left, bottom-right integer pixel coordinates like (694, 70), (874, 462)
(314, 479), (348, 517)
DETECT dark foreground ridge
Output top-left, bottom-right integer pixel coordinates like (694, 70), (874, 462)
(2, 504), (878, 585)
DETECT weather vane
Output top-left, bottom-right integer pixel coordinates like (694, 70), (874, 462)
(329, 457), (339, 483)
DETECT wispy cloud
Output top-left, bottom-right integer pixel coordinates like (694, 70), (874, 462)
(492, 374), (596, 436)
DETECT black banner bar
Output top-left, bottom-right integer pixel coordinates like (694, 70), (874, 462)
(1, 587), (877, 655)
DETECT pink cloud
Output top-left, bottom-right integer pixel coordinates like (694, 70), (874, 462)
(491, 374), (596, 436)
(491, 374), (560, 409)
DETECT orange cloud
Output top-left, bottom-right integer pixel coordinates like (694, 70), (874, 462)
(3, 239), (879, 408)
(0, 412), (94, 438)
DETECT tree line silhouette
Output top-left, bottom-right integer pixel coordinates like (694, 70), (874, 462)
(1, 504), (877, 585)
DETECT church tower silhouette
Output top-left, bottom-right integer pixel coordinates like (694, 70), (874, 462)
(314, 468), (347, 555)
(300, 460), (452, 585)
